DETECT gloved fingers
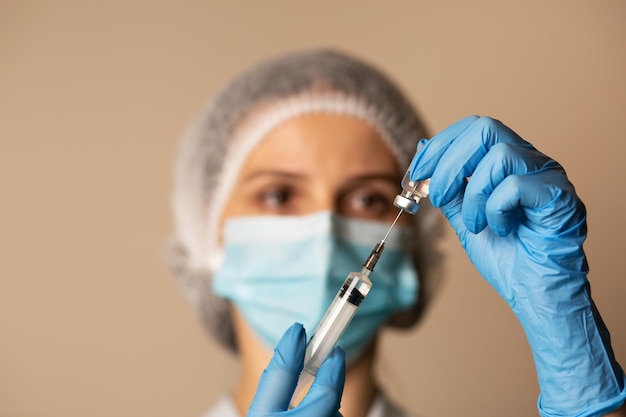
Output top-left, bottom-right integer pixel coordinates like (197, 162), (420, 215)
(461, 143), (557, 233)
(408, 115), (479, 179)
(247, 323), (306, 416)
(485, 169), (584, 237)
(296, 347), (346, 417)
(411, 116), (534, 208)
(439, 192), (469, 242)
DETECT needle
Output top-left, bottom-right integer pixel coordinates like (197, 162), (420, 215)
(382, 209), (403, 243)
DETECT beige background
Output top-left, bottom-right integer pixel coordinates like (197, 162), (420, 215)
(1, 1), (625, 416)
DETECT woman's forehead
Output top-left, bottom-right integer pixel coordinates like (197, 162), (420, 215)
(238, 113), (401, 176)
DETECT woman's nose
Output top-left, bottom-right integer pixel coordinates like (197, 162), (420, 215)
(304, 186), (339, 216)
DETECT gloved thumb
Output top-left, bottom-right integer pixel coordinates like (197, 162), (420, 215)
(296, 347), (345, 416)
(247, 323), (306, 416)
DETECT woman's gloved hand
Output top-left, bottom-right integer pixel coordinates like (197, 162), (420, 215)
(247, 323), (345, 417)
(410, 116), (626, 417)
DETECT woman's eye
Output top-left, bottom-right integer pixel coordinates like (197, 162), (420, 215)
(342, 190), (394, 219)
(357, 193), (388, 208)
(256, 187), (296, 211)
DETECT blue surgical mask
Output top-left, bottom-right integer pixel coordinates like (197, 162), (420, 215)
(213, 211), (418, 363)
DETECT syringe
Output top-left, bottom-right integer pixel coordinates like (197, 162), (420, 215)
(289, 216), (397, 406)
(290, 173), (430, 406)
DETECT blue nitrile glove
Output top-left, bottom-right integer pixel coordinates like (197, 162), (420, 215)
(410, 115), (626, 417)
(247, 323), (345, 417)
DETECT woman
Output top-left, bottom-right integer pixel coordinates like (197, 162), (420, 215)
(167, 49), (626, 417)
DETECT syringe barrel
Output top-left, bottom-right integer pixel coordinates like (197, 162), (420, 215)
(290, 271), (372, 406)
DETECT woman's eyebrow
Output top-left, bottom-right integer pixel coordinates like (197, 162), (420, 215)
(346, 173), (400, 183)
(242, 169), (307, 182)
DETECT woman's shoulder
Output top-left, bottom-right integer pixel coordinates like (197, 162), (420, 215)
(199, 393), (423, 417)
(201, 396), (239, 417)
(370, 392), (423, 417)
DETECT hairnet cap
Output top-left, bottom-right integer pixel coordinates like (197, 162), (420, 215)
(167, 48), (439, 352)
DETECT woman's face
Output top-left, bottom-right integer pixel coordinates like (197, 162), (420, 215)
(220, 113), (405, 225)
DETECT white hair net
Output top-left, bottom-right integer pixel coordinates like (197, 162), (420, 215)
(166, 49), (441, 352)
